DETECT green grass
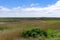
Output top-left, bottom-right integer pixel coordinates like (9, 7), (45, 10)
(45, 20), (60, 23)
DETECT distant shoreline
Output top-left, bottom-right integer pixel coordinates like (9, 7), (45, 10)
(0, 17), (59, 22)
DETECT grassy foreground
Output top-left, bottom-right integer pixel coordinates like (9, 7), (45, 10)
(0, 19), (60, 40)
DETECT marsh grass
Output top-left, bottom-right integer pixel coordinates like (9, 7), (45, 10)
(0, 20), (59, 40)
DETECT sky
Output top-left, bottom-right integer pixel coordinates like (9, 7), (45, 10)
(0, 0), (60, 17)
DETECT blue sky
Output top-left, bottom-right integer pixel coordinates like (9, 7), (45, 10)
(0, 0), (58, 8)
(0, 0), (60, 17)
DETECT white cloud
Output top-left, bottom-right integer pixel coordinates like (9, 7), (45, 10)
(0, 0), (60, 17)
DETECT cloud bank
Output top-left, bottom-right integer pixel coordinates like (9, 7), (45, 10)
(0, 0), (60, 17)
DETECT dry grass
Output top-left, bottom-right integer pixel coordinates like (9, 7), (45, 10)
(0, 29), (20, 40)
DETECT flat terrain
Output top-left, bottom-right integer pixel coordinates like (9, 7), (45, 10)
(0, 19), (60, 40)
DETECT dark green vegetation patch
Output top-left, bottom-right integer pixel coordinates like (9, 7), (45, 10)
(21, 28), (47, 38)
